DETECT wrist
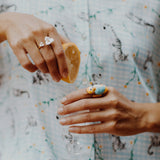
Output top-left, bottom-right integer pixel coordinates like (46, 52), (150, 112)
(139, 103), (160, 133)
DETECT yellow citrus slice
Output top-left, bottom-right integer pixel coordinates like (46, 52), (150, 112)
(61, 42), (81, 83)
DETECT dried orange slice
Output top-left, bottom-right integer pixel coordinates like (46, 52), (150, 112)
(61, 42), (81, 83)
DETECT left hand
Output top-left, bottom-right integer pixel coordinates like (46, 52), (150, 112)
(57, 87), (150, 136)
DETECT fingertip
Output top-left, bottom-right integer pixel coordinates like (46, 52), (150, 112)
(69, 127), (79, 133)
(59, 118), (67, 125)
(29, 66), (38, 72)
(51, 72), (61, 82)
(61, 97), (67, 104)
(62, 71), (68, 78)
(41, 68), (49, 74)
(57, 107), (64, 115)
(52, 77), (60, 82)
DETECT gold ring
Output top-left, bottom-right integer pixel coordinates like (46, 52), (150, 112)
(86, 84), (108, 97)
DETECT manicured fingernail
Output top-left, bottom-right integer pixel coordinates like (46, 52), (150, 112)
(61, 97), (67, 103)
(57, 107), (64, 114)
(56, 76), (61, 82)
(55, 79), (59, 82)
(53, 77), (59, 82)
(53, 74), (61, 82)
(63, 72), (68, 78)
(58, 74), (61, 80)
(59, 118), (67, 125)
(69, 127), (78, 132)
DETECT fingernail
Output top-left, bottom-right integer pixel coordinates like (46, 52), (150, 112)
(61, 97), (67, 103)
(59, 118), (67, 125)
(53, 77), (59, 82)
(57, 107), (64, 114)
(55, 79), (59, 82)
(56, 76), (61, 82)
(57, 76), (61, 81)
(69, 127), (78, 133)
(63, 72), (68, 78)
(53, 74), (61, 82)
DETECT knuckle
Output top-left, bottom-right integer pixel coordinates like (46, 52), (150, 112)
(35, 59), (46, 67)
(111, 121), (116, 130)
(11, 40), (22, 49)
(46, 56), (56, 64)
(111, 97), (119, 107)
(31, 27), (43, 35)
(109, 87), (116, 93)
(21, 34), (33, 43)
(112, 111), (120, 121)
(55, 48), (64, 58)
(31, 29), (39, 36)
(46, 24), (55, 32)
(11, 35), (33, 49)
(21, 61), (32, 69)
(81, 100), (89, 109)
(112, 120), (119, 131)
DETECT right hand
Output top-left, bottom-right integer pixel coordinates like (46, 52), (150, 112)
(2, 12), (69, 82)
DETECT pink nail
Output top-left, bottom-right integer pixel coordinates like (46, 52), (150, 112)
(59, 118), (67, 125)
(69, 127), (78, 132)
(57, 107), (63, 114)
(61, 97), (67, 103)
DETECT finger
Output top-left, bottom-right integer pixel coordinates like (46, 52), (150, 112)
(24, 41), (49, 73)
(58, 97), (106, 115)
(40, 45), (61, 82)
(36, 35), (61, 82)
(49, 29), (68, 78)
(68, 122), (114, 134)
(59, 109), (116, 125)
(61, 88), (92, 105)
(13, 47), (37, 72)
(61, 86), (111, 105)
(59, 34), (70, 44)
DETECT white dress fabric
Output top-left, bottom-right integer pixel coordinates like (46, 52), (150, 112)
(0, 0), (160, 159)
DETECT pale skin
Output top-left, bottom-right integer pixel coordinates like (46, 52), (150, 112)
(0, 12), (69, 82)
(58, 87), (160, 136)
